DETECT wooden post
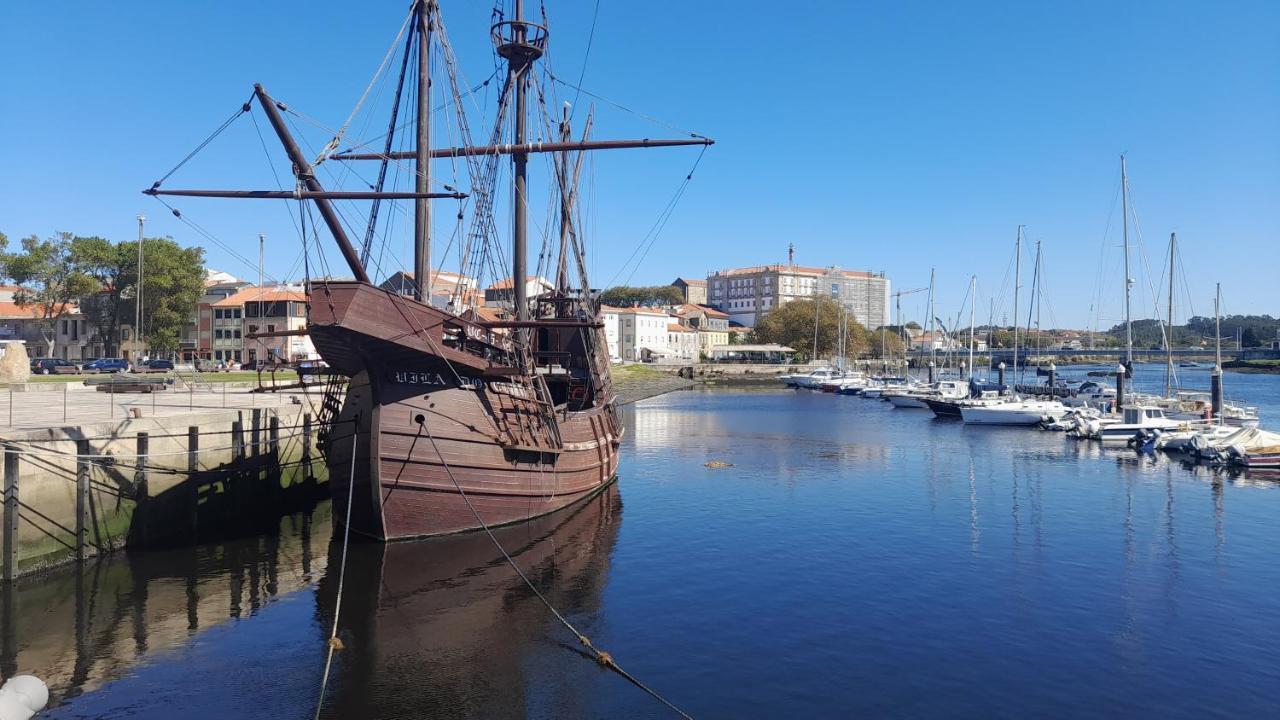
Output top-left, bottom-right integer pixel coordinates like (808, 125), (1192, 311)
(251, 408), (261, 457)
(268, 414), (281, 489)
(2, 445), (18, 582)
(135, 432), (150, 545)
(232, 419), (245, 460)
(76, 438), (91, 561)
(302, 413), (313, 485)
(188, 426), (200, 539)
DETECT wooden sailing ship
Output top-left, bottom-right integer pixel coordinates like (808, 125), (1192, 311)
(145, 0), (711, 540)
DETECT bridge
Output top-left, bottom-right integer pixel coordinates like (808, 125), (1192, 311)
(905, 347), (1280, 367)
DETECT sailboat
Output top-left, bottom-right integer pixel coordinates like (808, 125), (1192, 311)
(961, 230), (1067, 426)
(145, 1), (712, 540)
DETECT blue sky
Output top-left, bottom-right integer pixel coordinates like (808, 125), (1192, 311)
(2, 1), (1276, 329)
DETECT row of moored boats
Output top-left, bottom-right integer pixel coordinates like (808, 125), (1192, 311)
(779, 367), (1276, 471)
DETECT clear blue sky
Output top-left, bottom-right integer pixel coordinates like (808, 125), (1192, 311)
(2, 1), (1277, 329)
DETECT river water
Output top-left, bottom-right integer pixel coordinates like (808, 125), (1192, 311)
(11, 365), (1280, 719)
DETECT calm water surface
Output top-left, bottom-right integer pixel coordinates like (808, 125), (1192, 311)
(14, 365), (1280, 719)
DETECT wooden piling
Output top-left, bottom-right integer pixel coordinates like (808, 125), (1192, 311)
(251, 409), (261, 457)
(188, 426), (200, 539)
(232, 419), (245, 460)
(76, 438), (91, 561)
(135, 432), (150, 545)
(2, 445), (18, 582)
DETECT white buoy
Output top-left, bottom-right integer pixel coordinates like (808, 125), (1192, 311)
(0, 675), (48, 720)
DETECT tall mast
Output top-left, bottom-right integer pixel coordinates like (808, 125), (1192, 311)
(1164, 232), (1176, 397)
(555, 103), (571, 293)
(926, 268), (936, 372)
(1012, 226), (1022, 380)
(1034, 240), (1042, 363)
(1121, 154), (1133, 369)
(967, 275), (976, 380)
(413, 1), (433, 303)
(495, 0), (543, 327)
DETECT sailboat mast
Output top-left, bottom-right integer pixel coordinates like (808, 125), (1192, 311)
(968, 275), (976, 380)
(1164, 232), (1176, 397)
(1012, 226), (1022, 379)
(1214, 283), (1222, 368)
(413, 0), (433, 303)
(1121, 154), (1133, 369)
(927, 268), (936, 372)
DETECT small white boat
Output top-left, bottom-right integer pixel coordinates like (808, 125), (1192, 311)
(1154, 423), (1238, 453)
(819, 372), (869, 393)
(788, 368), (838, 389)
(961, 398), (1067, 426)
(1098, 406), (1184, 445)
(886, 379), (968, 409)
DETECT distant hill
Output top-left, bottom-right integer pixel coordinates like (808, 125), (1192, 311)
(1104, 315), (1279, 348)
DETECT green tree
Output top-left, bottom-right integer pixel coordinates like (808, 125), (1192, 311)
(71, 235), (137, 357)
(598, 285), (684, 308)
(131, 238), (205, 353)
(752, 297), (870, 361)
(0, 232), (100, 356)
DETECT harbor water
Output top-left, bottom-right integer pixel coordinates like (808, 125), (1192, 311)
(14, 364), (1280, 719)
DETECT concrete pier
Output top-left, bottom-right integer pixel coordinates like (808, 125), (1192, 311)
(0, 385), (330, 579)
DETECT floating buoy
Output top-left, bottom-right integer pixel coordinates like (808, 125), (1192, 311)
(704, 460), (733, 468)
(0, 675), (48, 720)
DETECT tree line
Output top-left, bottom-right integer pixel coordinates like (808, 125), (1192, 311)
(0, 230), (206, 356)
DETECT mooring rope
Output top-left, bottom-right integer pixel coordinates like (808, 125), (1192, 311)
(313, 426), (359, 720)
(415, 416), (694, 719)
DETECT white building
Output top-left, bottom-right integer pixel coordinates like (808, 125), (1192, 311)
(616, 306), (670, 362)
(706, 263), (891, 329)
(666, 323), (699, 361)
(600, 305), (622, 360)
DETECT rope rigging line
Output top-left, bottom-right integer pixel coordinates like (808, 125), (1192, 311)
(547, 72), (708, 140)
(607, 144), (709, 289)
(150, 92), (255, 189)
(314, 10), (414, 166)
(416, 415), (694, 720)
(314, 428), (360, 720)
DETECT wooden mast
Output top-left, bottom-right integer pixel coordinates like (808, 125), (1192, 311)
(493, 0), (542, 329)
(252, 84), (370, 284)
(414, 0), (434, 302)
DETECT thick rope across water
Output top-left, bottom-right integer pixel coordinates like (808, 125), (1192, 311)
(416, 416), (694, 719)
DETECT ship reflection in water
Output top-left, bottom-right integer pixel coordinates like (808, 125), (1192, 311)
(28, 486), (621, 719)
(315, 484), (622, 719)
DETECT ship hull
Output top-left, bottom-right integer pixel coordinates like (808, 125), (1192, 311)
(312, 282), (621, 541)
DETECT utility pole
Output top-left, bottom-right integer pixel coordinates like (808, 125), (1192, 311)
(135, 215), (145, 362)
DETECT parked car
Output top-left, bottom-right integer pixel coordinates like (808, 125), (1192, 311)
(30, 358), (81, 375)
(195, 359), (231, 372)
(137, 359), (174, 372)
(83, 358), (130, 374)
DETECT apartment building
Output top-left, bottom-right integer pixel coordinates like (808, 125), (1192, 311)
(615, 306), (670, 362)
(706, 264), (891, 329)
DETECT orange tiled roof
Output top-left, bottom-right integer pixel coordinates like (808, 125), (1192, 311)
(213, 286), (308, 307)
(0, 301), (78, 320)
(667, 323), (696, 333)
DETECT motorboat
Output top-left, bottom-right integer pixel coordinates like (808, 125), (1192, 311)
(886, 379), (968, 409)
(1061, 381), (1117, 410)
(1153, 423), (1238, 453)
(819, 371), (869, 393)
(1098, 405), (1184, 445)
(960, 398), (1068, 426)
(786, 368), (838, 389)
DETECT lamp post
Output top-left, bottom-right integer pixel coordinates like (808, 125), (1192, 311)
(135, 215), (145, 362)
